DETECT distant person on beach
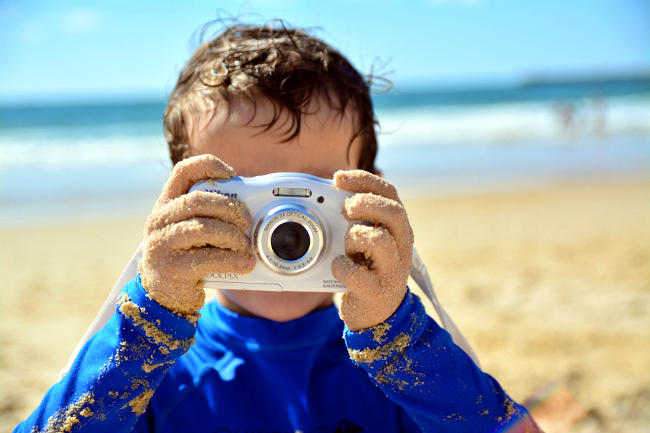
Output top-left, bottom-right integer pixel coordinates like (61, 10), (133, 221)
(590, 92), (607, 136)
(15, 22), (542, 433)
(554, 100), (577, 136)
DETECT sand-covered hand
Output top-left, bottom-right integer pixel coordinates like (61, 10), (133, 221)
(332, 170), (413, 331)
(140, 155), (255, 316)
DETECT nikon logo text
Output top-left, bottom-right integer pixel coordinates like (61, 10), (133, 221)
(205, 189), (238, 199)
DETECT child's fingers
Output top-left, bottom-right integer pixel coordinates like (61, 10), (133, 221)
(342, 193), (413, 260)
(333, 253), (408, 331)
(331, 255), (380, 297)
(173, 248), (255, 280)
(153, 217), (250, 254)
(344, 224), (399, 276)
(333, 170), (399, 202)
(146, 191), (250, 234)
(156, 154), (236, 206)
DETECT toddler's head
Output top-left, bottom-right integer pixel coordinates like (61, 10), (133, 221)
(164, 21), (379, 174)
(162, 22), (381, 321)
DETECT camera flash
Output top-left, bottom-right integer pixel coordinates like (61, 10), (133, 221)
(273, 188), (312, 197)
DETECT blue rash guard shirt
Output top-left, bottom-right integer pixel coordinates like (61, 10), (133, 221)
(15, 276), (541, 433)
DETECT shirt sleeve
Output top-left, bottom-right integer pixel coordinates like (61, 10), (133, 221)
(14, 275), (198, 433)
(343, 289), (543, 433)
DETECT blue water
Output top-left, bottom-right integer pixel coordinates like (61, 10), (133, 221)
(373, 76), (650, 110)
(1, 78), (649, 227)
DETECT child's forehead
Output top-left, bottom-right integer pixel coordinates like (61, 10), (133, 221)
(188, 93), (362, 177)
(193, 93), (357, 142)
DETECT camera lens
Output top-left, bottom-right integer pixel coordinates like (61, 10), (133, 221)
(255, 204), (324, 275)
(270, 222), (310, 261)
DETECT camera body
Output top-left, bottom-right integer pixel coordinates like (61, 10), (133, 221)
(189, 173), (355, 292)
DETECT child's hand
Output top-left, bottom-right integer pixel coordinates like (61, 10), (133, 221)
(139, 155), (255, 316)
(332, 170), (414, 331)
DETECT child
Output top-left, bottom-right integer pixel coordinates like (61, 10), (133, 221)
(15, 23), (542, 433)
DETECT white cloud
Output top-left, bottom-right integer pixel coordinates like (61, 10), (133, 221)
(60, 8), (102, 34)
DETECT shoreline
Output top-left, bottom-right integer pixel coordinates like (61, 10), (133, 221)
(2, 169), (648, 229)
(2, 132), (649, 229)
(1, 175), (649, 432)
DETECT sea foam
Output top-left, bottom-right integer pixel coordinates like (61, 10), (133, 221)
(376, 95), (650, 148)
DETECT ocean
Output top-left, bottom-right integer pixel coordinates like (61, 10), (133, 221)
(1, 78), (649, 227)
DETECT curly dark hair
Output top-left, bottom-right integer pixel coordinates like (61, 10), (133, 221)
(163, 21), (380, 174)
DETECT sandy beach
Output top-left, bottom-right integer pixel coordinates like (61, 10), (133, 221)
(1, 176), (648, 432)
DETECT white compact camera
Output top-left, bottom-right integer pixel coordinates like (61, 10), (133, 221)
(189, 173), (356, 292)
(67, 176), (482, 373)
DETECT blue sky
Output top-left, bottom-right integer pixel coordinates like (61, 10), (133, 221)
(1, 0), (648, 103)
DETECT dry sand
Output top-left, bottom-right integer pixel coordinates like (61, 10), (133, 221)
(1, 177), (648, 432)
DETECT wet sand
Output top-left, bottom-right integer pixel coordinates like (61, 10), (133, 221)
(1, 177), (648, 432)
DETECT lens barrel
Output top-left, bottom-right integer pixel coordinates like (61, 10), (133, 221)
(254, 204), (324, 275)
